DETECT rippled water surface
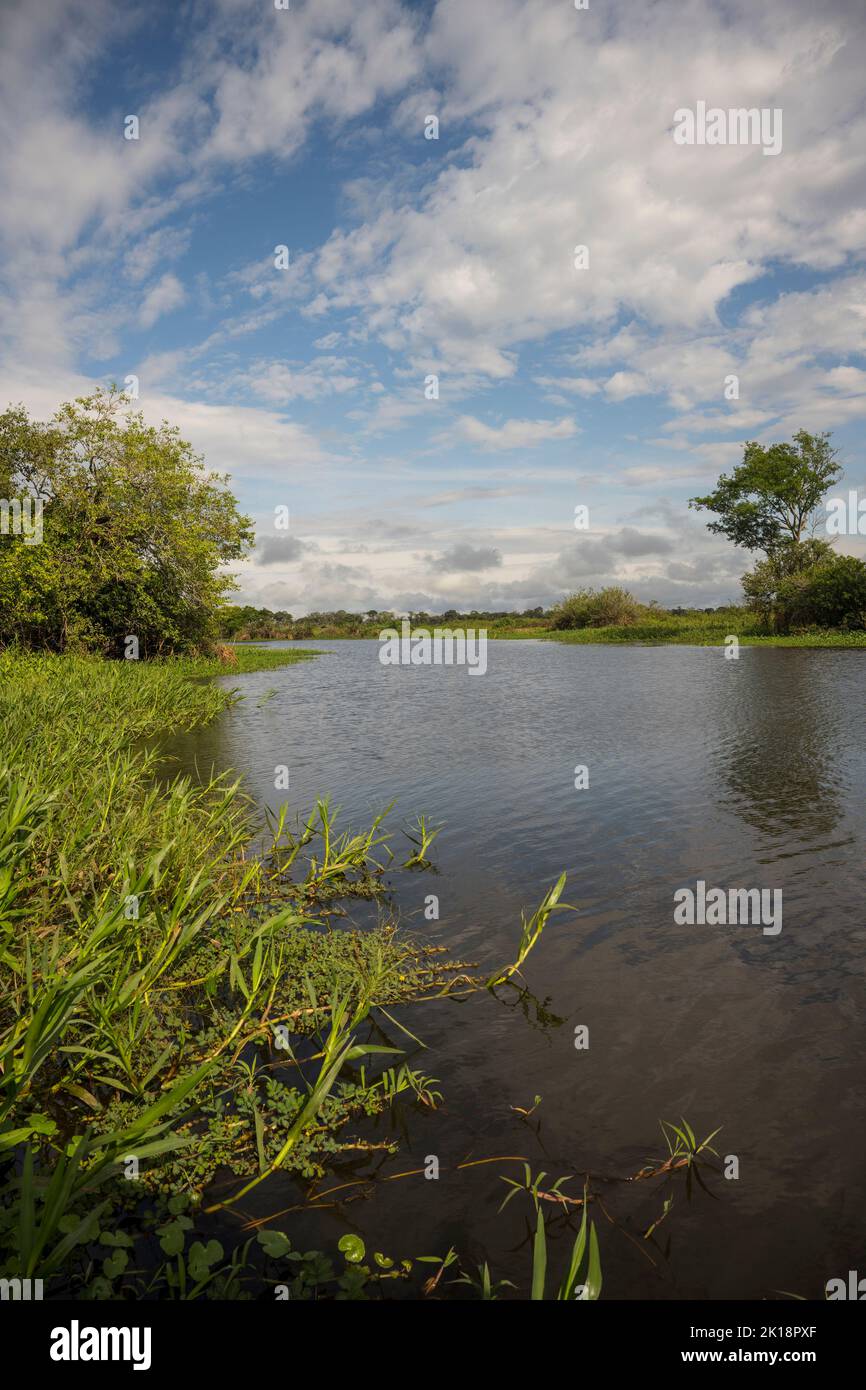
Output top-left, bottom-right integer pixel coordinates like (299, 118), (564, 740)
(163, 640), (866, 1298)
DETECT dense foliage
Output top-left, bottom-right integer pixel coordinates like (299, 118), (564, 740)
(0, 648), (471, 1297)
(0, 389), (253, 655)
(743, 540), (866, 633)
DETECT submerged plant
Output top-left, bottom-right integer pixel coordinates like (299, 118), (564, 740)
(658, 1117), (722, 1166)
(485, 872), (576, 988)
(401, 815), (443, 869)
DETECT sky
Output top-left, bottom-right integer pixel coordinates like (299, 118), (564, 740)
(1, 0), (865, 616)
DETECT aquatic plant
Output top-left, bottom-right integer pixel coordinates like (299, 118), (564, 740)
(401, 815), (443, 869)
(485, 871), (575, 988)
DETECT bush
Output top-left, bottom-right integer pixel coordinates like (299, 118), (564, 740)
(551, 587), (644, 629)
(743, 541), (866, 632)
(782, 554), (866, 630)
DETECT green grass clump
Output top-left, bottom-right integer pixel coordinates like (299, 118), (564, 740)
(0, 647), (464, 1295)
(183, 645), (321, 676)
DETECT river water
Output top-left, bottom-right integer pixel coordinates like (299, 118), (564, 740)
(162, 639), (866, 1300)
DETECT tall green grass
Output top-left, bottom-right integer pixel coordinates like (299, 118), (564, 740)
(0, 649), (458, 1293)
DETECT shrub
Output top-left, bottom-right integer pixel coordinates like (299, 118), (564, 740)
(782, 554), (866, 630)
(551, 586), (643, 629)
(743, 541), (866, 632)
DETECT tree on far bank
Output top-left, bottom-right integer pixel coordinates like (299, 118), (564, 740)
(690, 430), (866, 631)
(689, 430), (842, 554)
(0, 388), (253, 655)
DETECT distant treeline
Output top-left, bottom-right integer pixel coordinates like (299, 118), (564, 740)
(219, 605), (546, 639)
(219, 599), (731, 640)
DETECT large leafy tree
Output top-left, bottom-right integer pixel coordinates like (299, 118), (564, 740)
(689, 430), (842, 554)
(0, 388), (253, 655)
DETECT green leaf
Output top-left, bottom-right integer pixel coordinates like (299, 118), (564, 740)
(188, 1239), (223, 1280)
(102, 1249), (128, 1280)
(157, 1220), (186, 1257)
(257, 1229), (291, 1258)
(530, 1208), (547, 1300)
(337, 1233), (366, 1264)
(585, 1223), (602, 1300)
(26, 1113), (57, 1137)
(99, 1230), (134, 1248)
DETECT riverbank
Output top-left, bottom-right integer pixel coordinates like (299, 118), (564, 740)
(541, 619), (866, 646)
(0, 647), (479, 1298)
(228, 615), (866, 647)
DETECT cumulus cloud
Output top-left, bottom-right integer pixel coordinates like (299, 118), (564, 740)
(308, 0), (866, 377)
(255, 535), (312, 565)
(249, 357), (365, 403)
(124, 228), (191, 285)
(1, 0), (864, 618)
(427, 543), (503, 572)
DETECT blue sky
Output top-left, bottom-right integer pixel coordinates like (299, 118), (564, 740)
(1, 0), (865, 614)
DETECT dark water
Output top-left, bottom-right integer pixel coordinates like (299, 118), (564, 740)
(162, 640), (866, 1299)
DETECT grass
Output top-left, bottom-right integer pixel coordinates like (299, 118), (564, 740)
(184, 644), (321, 675)
(541, 608), (866, 647)
(0, 646), (474, 1294)
(485, 871), (574, 988)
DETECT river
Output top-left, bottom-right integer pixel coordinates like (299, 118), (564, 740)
(161, 639), (866, 1299)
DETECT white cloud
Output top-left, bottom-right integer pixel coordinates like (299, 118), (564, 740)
(0, 364), (332, 488)
(306, 0), (866, 383)
(1, 0), (864, 617)
(125, 228), (192, 285)
(604, 371), (651, 402)
(139, 274), (186, 329)
(241, 357), (363, 404)
(455, 415), (577, 450)
(534, 375), (601, 398)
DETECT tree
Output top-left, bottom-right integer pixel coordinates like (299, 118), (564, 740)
(0, 388), (253, 654)
(689, 431), (841, 554)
